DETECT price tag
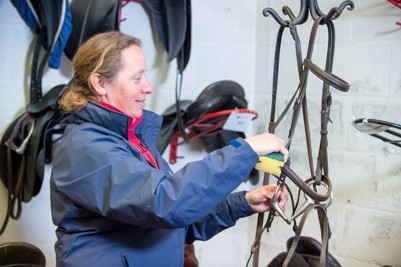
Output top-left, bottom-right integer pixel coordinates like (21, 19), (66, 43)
(223, 111), (253, 132)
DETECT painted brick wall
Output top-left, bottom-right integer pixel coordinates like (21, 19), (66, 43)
(0, 1), (400, 266)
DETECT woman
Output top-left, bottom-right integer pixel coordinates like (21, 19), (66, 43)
(50, 31), (288, 266)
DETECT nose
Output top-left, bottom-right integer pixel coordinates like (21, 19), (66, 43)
(141, 79), (153, 95)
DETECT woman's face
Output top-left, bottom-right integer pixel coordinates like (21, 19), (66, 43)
(101, 45), (153, 118)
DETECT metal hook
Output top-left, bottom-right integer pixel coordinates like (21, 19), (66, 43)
(263, 7), (288, 27)
(263, 0), (309, 27)
(282, 0), (308, 25)
(310, 0), (355, 23)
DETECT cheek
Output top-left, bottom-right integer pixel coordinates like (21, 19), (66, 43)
(120, 86), (136, 100)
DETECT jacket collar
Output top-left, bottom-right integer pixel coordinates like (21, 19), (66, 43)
(72, 101), (163, 146)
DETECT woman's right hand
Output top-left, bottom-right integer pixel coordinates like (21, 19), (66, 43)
(245, 184), (288, 213)
(245, 132), (288, 162)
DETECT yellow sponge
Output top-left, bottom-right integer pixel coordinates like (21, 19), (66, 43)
(255, 152), (284, 176)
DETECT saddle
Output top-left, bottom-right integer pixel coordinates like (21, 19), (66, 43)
(64, 0), (120, 60)
(268, 236), (341, 267)
(157, 80), (248, 154)
(142, 0), (191, 71)
(141, 0), (192, 142)
(0, 85), (66, 234)
(156, 80), (260, 184)
(183, 80), (249, 152)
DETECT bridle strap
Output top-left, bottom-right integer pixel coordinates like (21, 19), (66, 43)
(281, 166), (332, 202)
(30, 29), (51, 104)
(0, 114), (34, 234)
(175, 48), (188, 142)
(252, 23), (287, 267)
(315, 19), (336, 185)
(283, 204), (329, 267)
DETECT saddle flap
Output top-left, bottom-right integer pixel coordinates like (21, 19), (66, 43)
(184, 80), (247, 124)
(64, 0), (120, 60)
(286, 236), (342, 267)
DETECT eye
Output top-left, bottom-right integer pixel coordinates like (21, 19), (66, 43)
(133, 75), (142, 83)
(132, 70), (146, 83)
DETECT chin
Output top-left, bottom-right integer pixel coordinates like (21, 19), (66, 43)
(132, 111), (143, 118)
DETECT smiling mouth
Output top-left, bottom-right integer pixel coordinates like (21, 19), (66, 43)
(136, 100), (146, 106)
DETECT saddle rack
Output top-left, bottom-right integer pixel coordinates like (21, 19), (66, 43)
(352, 118), (401, 148)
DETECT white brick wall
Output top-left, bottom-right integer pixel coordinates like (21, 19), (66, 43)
(1, 0), (400, 266)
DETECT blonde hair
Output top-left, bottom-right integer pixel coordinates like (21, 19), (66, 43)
(59, 31), (142, 111)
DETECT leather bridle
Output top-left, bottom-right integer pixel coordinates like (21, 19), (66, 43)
(248, 1), (354, 266)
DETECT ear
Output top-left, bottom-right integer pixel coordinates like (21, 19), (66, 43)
(90, 73), (107, 96)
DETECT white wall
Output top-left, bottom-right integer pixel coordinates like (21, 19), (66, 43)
(1, 0), (400, 266)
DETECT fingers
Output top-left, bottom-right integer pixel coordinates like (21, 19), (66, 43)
(271, 185), (288, 215)
(277, 187), (289, 211)
(274, 136), (289, 162)
(245, 132), (289, 157)
(280, 146), (289, 162)
(245, 184), (289, 213)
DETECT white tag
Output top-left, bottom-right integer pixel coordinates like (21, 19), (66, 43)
(223, 112), (253, 132)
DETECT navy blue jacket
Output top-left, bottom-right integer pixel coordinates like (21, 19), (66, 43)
(50, 102), (259, 266)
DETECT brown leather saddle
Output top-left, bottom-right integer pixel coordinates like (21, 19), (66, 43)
(267, 236), (341, 267)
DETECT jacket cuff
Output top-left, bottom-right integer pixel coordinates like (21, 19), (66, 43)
(228, 191), (256, 219)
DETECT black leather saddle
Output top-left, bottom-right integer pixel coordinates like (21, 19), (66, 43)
(157, 80), (249, 154)
(64, 0), (120, 60)
(143, 0), (191, 71)
(64, 0), (191, 71)
(0, 84), (66, 234)
(0, 85), (65, 202)
(156, 80), (260, 184)
(183, 80), (249, 152)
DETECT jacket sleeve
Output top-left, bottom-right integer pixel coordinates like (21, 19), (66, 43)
(185, 191), (255, 243)
(51, 124), (258, 229)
